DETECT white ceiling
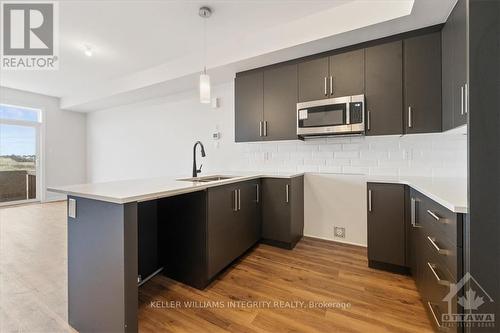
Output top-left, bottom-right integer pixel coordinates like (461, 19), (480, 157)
(0, 0), (456, 112)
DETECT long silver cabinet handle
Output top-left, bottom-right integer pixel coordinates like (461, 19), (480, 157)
(427, 236), (449, 256)
(329, 76), (333, 95)
(368, 190), (372, 212)
(408, 106), (413, 128)
(238, 189), (241, 211)
(285, 184), (290, 203)
(324, 77), (328, 96)
(427, 302), (445, 330)
(410, 197), (421, 228)
(461, 85), (464, 115)
(427, 262), (450, 286)
(426, 209), (441, 222)
(264, 121), (268, 137)
(464, 83), (468, 114)
(233, 190), (238, 212)
(256, 184), (259, 203)
(367, 111), (371, 131)
(259, 121), (263, 137)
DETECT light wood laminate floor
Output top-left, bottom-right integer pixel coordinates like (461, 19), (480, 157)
(0, 201), (433, 332)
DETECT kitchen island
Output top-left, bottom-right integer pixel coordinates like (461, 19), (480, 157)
(48, 172), (304, 333)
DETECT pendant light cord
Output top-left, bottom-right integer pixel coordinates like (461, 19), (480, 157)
(203, 18), (207, 75)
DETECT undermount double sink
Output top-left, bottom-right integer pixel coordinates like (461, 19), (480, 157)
(178, 175), (236, 183)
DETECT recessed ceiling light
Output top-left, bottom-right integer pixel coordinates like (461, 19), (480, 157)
(84, 45), (93, 57)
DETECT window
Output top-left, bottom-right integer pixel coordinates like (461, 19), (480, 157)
(0, 104), (40, 122)
(0, 104), (41, 204)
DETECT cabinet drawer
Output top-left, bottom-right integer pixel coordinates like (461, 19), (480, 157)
(420, 195), (460, 247)
(422, 240), (459, 332)
(422, 225), (459, 280)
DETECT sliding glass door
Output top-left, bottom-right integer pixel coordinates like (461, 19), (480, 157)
(0, 104), (41, 205)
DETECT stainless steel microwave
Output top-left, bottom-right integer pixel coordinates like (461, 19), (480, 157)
(296, 95), (365, 138)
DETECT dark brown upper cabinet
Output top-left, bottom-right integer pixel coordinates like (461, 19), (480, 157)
(329, 49), (365, 98)
(298, 50), (364, 102)
(235, 27), (445, 142)
(263, 64), (298, 141)
(442, 0), (468, 131)
(298, 57), (329, 102)
(235, 71), (263, 142)
(404, 32), (442, 134)
(365, 41), (403, 136)
(367, 183), (406, 268)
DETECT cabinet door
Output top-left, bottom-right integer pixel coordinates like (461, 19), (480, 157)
(290, 176), (304, 246)
(207, 183), (240, 279)
(365, 41), (403, 136)
(441, 18), (454, 131)
(367, 183), (405, 266)
(452, 0), (468, 127)
(298, 57), (329, 102)
(329, 49), (365, 98)
(262, 178), (291, 244)
(263, 64), (298, 141)
(235, 71), (264, 142)
(238, 180), (261, 253)
(404, 32), (442, 134)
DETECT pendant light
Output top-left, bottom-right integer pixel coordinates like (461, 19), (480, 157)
(199, 7), (212, 104)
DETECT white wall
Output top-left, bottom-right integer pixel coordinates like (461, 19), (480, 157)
(86, 83), (242, 182)
(87, 81), (467, 245)
(0, 87), (87, 201)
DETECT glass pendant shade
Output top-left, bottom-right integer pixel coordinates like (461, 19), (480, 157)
(199, 72), (211, 104)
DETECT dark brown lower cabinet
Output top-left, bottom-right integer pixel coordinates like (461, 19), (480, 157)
(368, 183), (464, 332)
(367, 183), (407, 271)
(261, 176), (304, 249)
(207, 180), (261, 279)
(158, 179), (261, 289)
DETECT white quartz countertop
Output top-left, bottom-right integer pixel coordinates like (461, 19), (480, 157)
(367, 176), (467, 213)
(48, 172), (304, 204)
(49, 172), (467, 213)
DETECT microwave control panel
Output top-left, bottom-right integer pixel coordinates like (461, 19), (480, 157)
(349, 102), (363, 124)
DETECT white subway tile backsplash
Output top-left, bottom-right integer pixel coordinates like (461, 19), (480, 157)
(369, 167), (400, 176)
(334, 151), (360, 159)
(342, 166), (370, 174)
(261, 144), (278, 153)
(318, 144), (342, 152)
(378, 160), (410, 168)
(312, 151), (334, 159)
(277, 143), (297, 152)
(304, 159), (327, 166)
(327, 158), (351, 166)
(237, 132), (466, 179)
(318, 165), (343, 173)
(351, 159), (378, 167)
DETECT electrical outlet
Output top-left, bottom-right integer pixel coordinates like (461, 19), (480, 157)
(334, 226), (345, 239)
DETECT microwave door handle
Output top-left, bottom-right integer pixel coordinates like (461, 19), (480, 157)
(346, 104), (350, 125)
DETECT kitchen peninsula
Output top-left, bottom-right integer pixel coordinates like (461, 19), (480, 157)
(49, 172), (305, 332)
